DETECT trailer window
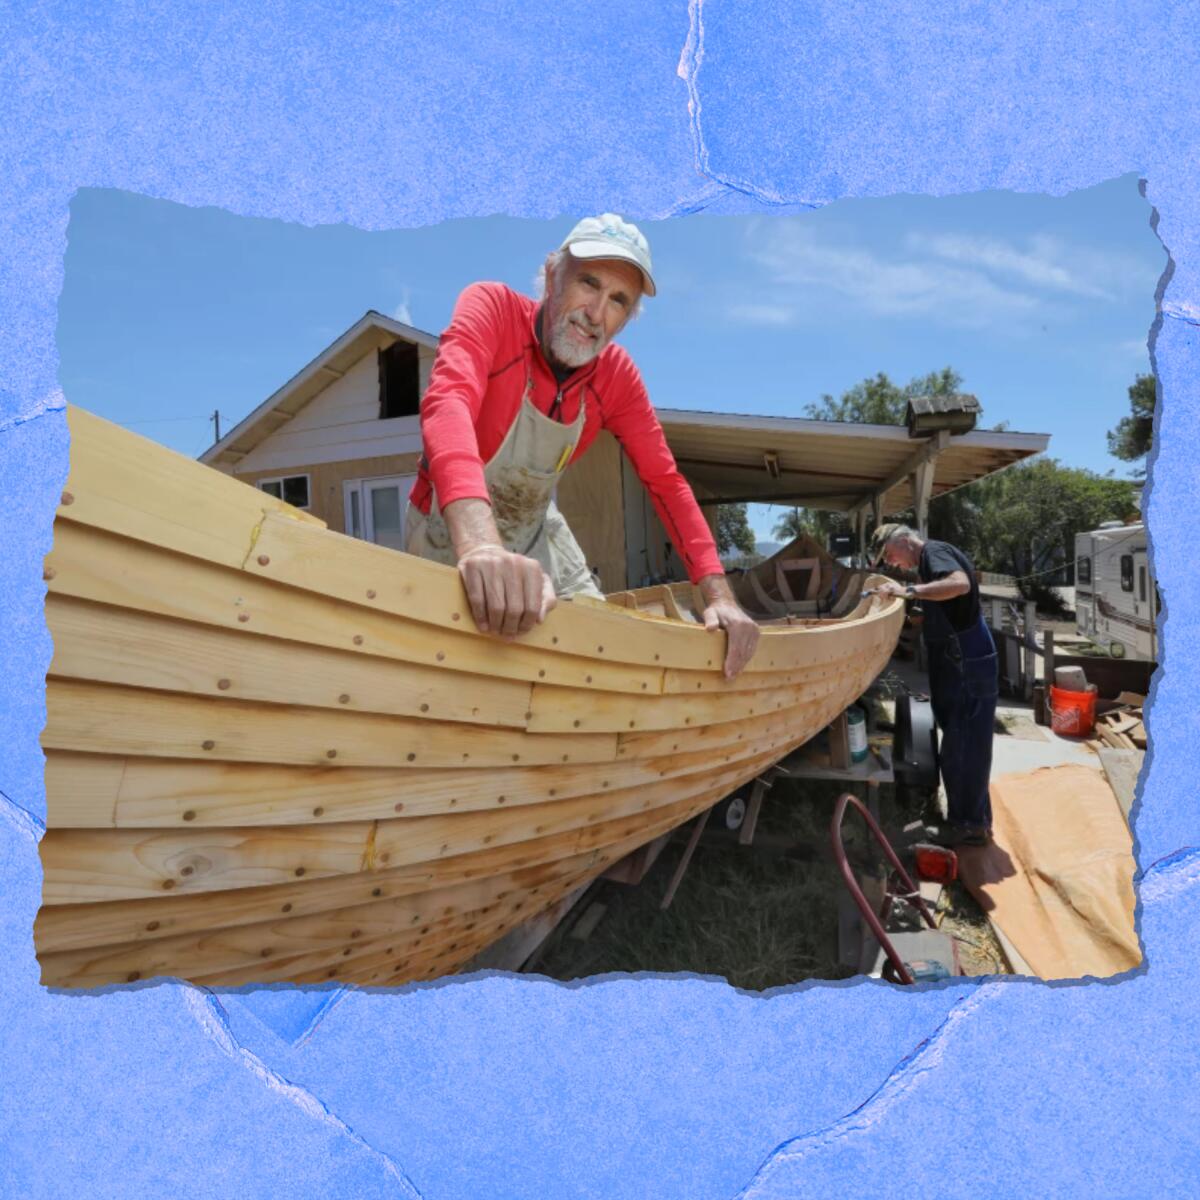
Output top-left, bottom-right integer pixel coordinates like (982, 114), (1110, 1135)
(1076, 556), (1091, 585)
(1120, 554), (1134, 592)
(1139, 566), (1147, 602)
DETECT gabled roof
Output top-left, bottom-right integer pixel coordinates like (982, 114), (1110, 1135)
(200, 311), (437, 468)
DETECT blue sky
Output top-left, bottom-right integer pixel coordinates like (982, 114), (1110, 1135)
(58, 176), (1163, 541)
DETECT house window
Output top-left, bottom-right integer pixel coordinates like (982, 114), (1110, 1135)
(258, 474), (310, 510)
(1076, 556), (1091, 585)
(344, 474), (416, 551)
(1120, 554), (1134, 592)
(379, 339), (421, 419)
(1139, 566), (1147, 602)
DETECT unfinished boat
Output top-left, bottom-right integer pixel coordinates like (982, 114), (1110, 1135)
(36, 407), (905, 988)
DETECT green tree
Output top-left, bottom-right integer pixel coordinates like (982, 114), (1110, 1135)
(804, 367), (963, 425)
(716, 503), (757, 557)
(1106, 373), (1156, 473)
(933, 458), (1136, 603)
(770, 506), (819, 542)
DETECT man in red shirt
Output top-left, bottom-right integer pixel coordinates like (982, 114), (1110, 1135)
(406, 213), (759, 678)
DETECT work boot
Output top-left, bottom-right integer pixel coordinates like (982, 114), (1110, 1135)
(924, 821), (992, 848)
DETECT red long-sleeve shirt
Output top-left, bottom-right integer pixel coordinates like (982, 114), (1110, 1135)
(411, 282), (724, 584)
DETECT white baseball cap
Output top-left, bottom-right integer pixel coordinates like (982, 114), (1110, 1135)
(560, 213), (657, 297)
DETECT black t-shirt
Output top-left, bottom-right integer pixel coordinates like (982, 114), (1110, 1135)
(918, 540), (981, 634)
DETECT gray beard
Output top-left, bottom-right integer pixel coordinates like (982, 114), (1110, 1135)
(547, 314), (607, 369)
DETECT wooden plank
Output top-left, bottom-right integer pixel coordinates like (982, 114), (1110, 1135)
(47, 520), (664, 696)
(40, 747), (783, 903)
(35, 793), (708, 954)
(47, 593), (534, 730)
(45, 712), (799, 829)
(43, 680), (616, 771)
(527, 674), (842, 734)
(40, 853), (593, 987)
(60, 408), (324, 576)
(1098, 747), (1142, 823)
(39, 787), (720, 984)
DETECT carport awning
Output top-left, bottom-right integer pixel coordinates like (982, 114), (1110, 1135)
(655, 409), (1049, 514)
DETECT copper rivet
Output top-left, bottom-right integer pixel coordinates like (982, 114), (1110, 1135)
(61, 491), (74, 506)
(452, 612), (461, 621)
(512, 754), (520, 762)
(524, 710), (533, 720)
(162, 879), (175, 890)
(573, 719), (581, 728)
(295, 867), (305, 877)
(419, 703), (429, 713)
(394, 802), (404, 812)
(257, 554), (270, 566)
(326, 749), (337, 759)
(498, 795), (506, 804)
(407, 752), (416, 762)
(339, 693), (350, 704)
(372, 887), (383, 897)
(549, 789), (556, 796)
(261, 949), (271, 958)
(146, 921), (159, 931)
(217, 679), (231, 690)
(313, 806), (324, 817)
(127, 971), (139, 982)
(538, 670), (546, 678)
(182, 810), (196, 822)
(351, 929), (361, 939)
(552, 636), (559, 645)
(597, 645), (604, 653)
(366, 589), (376, 599)
(585, 675), (592, 683)
(181, 866), (193, 877)
(353, 635), (364, 645)
(202, 740), (215, 750)
(282, 903), (292, 912)
(436, 651), (445, 661)
(43, 567), (55, 581)
(238, 613), (250, 623)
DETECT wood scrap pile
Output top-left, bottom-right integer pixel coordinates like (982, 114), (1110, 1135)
(1092, 692), (1147, 751)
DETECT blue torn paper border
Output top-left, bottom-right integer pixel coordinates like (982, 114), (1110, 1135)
(2, 3), (1199, 1196)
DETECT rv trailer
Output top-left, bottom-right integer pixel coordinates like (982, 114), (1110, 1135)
(1074, 522), (1157, 661)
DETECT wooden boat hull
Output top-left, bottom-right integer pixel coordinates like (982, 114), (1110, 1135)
(36, 408), (905, 987)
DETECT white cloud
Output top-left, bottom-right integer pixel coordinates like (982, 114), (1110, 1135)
(906, 232), (1115, 300)
(727, 302), (796, 326)
(392, 288), (413, 326)
(737, 224), (1041, 329)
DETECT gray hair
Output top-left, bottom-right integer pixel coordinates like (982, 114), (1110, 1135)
(535, 250), (644, 320)
(887, 525), (919, 544)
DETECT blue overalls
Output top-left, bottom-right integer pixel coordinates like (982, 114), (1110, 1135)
(922, 598), (999, 832)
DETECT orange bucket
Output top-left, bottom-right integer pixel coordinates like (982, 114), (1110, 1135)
(1049, 684), (1096, 736)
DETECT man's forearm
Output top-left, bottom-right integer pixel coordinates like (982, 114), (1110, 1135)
(442, 497), (503, 558)
(911, 573), (971, 601)
(697, 571), (737, 605)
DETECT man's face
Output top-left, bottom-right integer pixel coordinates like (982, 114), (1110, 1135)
(882, 538), (920, 571)
(542, 254), (643, 369)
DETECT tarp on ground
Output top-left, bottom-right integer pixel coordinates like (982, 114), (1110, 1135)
(957, 764), (1140, 979)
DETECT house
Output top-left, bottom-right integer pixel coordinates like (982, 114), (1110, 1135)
(202, 312), (1050, 590)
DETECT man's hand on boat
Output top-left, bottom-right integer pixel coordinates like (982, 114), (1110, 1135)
(457, 543), (557, 638)
(698, 573), (761, 679)
(445, 498), (557, 638)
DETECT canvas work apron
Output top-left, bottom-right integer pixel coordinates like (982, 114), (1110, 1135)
(405, 384), (604, 599)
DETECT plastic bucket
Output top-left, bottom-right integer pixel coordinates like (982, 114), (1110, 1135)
(1049, 684), (1096, 736)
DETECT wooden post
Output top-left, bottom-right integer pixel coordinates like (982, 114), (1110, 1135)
(660, 808), (711, 910)
(829, 710), (851, 770)
(1023, 598), (1037, 700)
